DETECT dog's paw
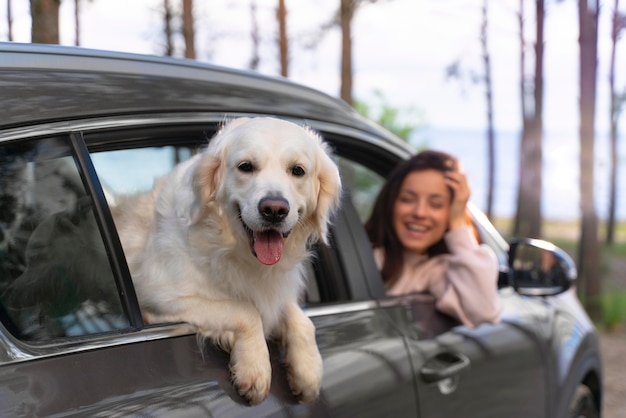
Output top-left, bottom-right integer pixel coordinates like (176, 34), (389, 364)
(285, 345), (323, 403)
(230, 357), (272, 405)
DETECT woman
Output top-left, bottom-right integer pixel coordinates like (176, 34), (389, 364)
(365, 150), (501, 328)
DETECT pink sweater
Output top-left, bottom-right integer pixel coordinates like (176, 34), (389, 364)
(374, 226), (501, 328)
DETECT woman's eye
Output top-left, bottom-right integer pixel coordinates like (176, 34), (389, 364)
(292, 165), (305, 177)
(429, 199), (445, 209)
(237, 162), (254, 173)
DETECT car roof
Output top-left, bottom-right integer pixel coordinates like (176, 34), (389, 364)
(0, 43), (409, 150)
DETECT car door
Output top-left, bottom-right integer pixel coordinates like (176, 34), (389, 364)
(307, 190), (419, 418)
(399, 293), (553, 418)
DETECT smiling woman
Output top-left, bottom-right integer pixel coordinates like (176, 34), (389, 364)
(364, 150), (501, 328)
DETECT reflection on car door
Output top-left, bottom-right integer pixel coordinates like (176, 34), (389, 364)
(310, 306), (418, 417)
(386, 291), (551, 418)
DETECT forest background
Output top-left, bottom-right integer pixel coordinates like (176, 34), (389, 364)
(2, 0), (626, 327)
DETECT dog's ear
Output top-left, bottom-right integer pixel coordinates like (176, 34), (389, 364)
(190, 153), (222, 223)
(189, 118), (252, 223)
(311, 138), (342, 245)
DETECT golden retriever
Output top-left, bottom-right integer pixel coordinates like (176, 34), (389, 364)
(111, 117), (342, 405)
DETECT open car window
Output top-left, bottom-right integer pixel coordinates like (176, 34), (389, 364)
(0, 136), (130, 341)
(91, 146), (197, 198)
(90, 140), (365, 308)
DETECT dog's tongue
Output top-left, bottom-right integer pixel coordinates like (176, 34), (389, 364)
(254, 230), (284, 265)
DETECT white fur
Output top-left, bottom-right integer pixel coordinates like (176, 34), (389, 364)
(111, 117), (342, 405)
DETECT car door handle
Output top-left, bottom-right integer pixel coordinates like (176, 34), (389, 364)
(420, 352), (470, 383)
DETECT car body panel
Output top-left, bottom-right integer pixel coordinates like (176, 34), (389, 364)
(0, 307), (417, 417)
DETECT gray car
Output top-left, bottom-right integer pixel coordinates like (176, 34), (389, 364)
(0, 43), (602, 418)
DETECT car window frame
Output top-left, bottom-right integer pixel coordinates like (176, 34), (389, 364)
(70, 132), (144, 329)
(0, 123), (212, 358)
(0, 130), (145, 355)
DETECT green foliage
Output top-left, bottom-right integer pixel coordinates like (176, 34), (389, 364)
(596, 290), (626, 332)
(353, 89), (426, 144)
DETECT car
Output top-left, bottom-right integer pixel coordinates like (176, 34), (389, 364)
(0, 42), (602, 418)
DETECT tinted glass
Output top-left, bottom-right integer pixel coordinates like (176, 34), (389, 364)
(0, 137), (129, 340)
(336, 157), (386, 222)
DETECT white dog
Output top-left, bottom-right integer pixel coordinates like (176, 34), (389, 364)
(111, 117), (342, 405)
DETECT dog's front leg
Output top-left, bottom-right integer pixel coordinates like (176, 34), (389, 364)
(225, 308), (272, 406)
(146, 298), (271, 405)
(277, 303), (323, 403)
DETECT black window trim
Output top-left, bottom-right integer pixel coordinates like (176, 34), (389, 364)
(70, 132), (144, 330)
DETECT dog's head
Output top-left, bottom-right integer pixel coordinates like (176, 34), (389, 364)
(193, 117), (342, 266)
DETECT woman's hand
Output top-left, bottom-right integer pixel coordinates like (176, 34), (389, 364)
(445, 170), (470, 230)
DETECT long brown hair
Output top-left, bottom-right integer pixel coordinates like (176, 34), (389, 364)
(364, 150), (459, 287)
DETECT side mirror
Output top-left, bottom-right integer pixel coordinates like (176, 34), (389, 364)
(506, 238), (577, 296)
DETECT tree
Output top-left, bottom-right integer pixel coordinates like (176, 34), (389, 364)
(513, 0), (544, 239)
(340, 0), (354, 104)
(163, 0), (175, 56)
(248, 0), (260, 70)
(606, 0), (626, 244)
(74, 0), (80, 45)
(7, 0), (13, 41)
(480, 0), (496, 220)
(30, 0), (60, 44)
(182, 0), (196, 59)
(302, 1), (388, 104)
(444, 1), (497, 220)
(277, 0), (288, 77)
(577, 0), (601, 320)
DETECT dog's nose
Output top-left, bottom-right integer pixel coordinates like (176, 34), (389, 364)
(258, 197), (290, 223)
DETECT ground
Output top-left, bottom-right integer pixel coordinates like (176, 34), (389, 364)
(599, 252), (626, 418)
(599, 330), (626, 418)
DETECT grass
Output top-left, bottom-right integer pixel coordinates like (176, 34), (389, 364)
(596, 291), (626, 332)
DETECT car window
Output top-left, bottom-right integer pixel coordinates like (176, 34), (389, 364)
(336, 152), (508, 264)
(336, 157), (386, 222)
(91, 143), (347, 307)
(0, 136), (130, 341)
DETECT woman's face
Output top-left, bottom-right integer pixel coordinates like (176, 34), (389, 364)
(392, 169), (451, 255)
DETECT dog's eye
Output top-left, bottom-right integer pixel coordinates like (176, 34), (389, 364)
(291, 165), (305, 177)
(237, 162), (254, 173)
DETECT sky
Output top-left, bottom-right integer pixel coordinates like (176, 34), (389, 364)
(1, 0), (625, 221)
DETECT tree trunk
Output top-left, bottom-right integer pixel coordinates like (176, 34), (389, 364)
(277, 0), (288, 77)
(8, 0), (13, 41)
(163, 0), (174, 56)
(514, 0), (543, 239)
(607, 0), (620, 245)
(182, 0), (195, 59)
(577, 0), (601, 321)
(30, 0), (60, 44)
(74, 0), (80, 46)
(340, 0), (353, 105)
(517, 0), (526, 223)
(248, 0), (260, 70)
(481, 0), (495, 220)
